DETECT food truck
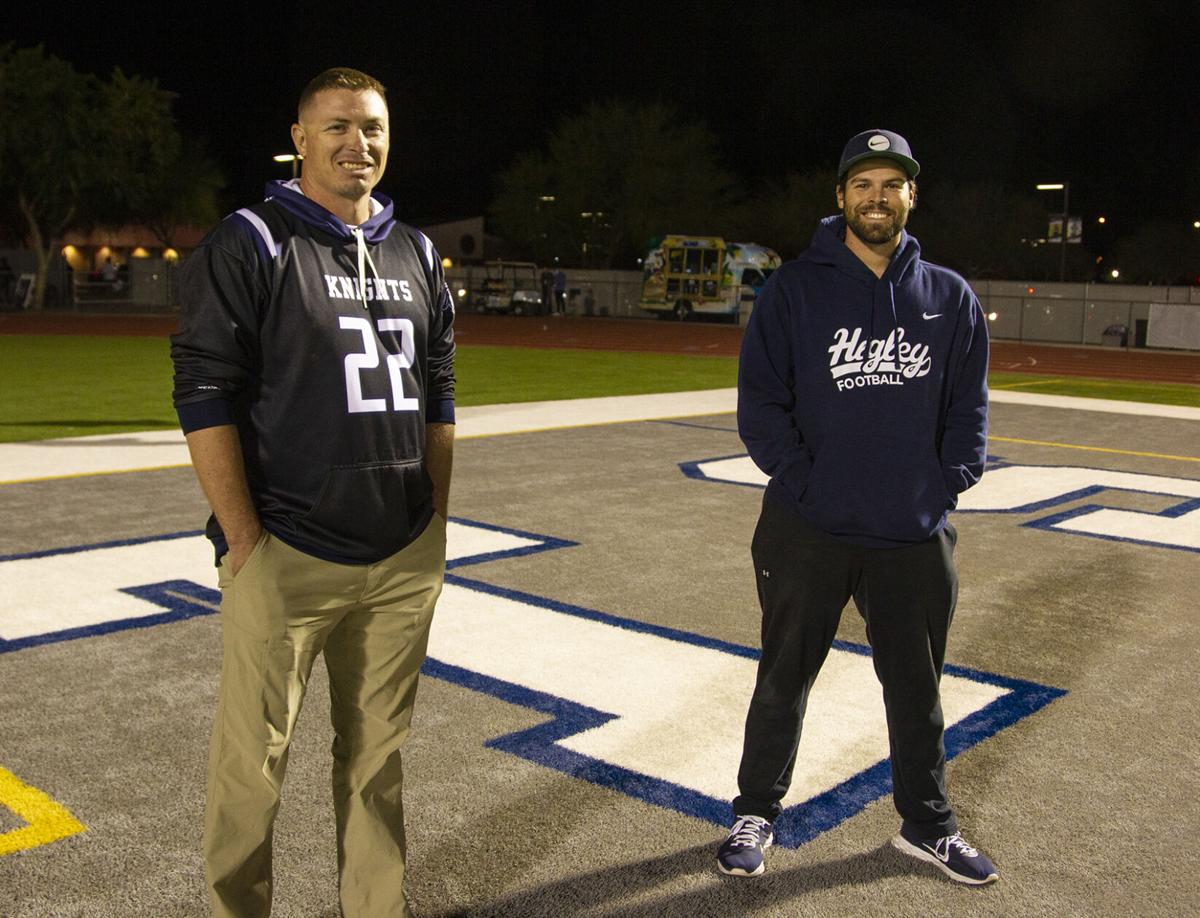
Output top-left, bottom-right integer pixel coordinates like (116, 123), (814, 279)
(639, 235), (780, 321)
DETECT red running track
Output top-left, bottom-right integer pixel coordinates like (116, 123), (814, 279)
(3, 311), (1198, 385)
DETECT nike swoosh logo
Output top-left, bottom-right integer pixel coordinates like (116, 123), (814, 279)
(926, 841), (952, 862)
(922, 312), (943, 320)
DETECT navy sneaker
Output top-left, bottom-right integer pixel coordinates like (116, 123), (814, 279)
(892, 823), (999, 885)
(716, 815), (774, 877)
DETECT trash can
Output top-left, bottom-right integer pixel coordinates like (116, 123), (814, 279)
(1101, 323), (1127, 347)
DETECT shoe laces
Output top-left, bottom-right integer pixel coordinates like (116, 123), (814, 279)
(727, 815), (770, 848)
(938, 833), (979, 859)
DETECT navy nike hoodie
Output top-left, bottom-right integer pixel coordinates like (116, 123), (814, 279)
(737, 215), (988, 547)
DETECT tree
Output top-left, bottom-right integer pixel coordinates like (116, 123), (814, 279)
(914, 181), (1045, 278)
(911, 181), (1102, 281)
(490, 148), (561, 267)
(0, 45), (97, 309)
(91, 69), (224, 248)
(1110, 221), (1200, 285)
(87, 67), (180, 227)
(0, 46), (221, 308)
(490, 101), (739, 268)
(130, 137), (225, 250)
(728, 171), (835, 260)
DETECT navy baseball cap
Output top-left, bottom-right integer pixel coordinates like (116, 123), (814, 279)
(837, 129), (920, 181)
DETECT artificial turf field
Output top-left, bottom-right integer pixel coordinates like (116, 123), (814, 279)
(2, 313), (1199, 443)
(1, 316), (1199, 915)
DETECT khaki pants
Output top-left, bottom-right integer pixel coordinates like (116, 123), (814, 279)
(204, 515), (446, 918)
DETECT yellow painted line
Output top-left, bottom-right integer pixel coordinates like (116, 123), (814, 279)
(991, 435), (1200, 463)
(0, 766), (86, 856)
(991, 378), (1068, 390)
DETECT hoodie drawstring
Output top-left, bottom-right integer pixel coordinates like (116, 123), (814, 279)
(352, 226), (381, 310)
(868, 278), (900, 343)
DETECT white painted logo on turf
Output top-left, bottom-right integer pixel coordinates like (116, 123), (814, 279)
(0, 520), (1059, 847)
(427, 582), (1002, 806)
(0, 535), (217, 641)
(0, 523), (547, 644)
(682, 456), (1200, 552)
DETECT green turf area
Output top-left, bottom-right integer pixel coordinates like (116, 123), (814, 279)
(0, 337), (741, 443)
(989, 372), (1200, 407)
(0, 335), (179, 442)
(454, 346), (737, 406)
(1, 335), (1197, 443)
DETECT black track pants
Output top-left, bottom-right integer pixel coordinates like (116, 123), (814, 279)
(732, 494), (959, 840)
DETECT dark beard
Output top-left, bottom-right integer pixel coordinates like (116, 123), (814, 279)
(844, 207), (905, 245)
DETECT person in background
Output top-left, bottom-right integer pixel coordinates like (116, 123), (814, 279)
(553, 267), (567, 314)
(540, 267), (554, 316)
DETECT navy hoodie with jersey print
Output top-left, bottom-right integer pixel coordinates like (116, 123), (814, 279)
(737, 214), (988, 548)
(171, 180), (456, 564)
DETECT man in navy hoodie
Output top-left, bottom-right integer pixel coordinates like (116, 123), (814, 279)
(172, 68), (455, 917)
(716, 130), (996, 885)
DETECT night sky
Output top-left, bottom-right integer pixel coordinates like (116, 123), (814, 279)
(9, 1), (1198, 241)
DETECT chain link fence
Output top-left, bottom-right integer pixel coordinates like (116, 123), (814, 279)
(5, 246), (1199, 351)
(970, 280), (1200, 349)
(445, 267), (648, 318)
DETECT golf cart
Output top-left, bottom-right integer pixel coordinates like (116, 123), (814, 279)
(474, 260), (543, 315)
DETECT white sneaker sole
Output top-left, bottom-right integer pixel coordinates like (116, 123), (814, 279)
(716, 834), (773, 877)
(891, 834), (999, 885)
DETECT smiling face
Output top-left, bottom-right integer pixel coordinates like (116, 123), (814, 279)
(836, 160), (916, 248)
(291, 87), (389, 225)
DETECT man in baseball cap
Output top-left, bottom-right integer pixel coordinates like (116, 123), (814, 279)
(838, 128), (921, 181)
(717, 129), (996, 887)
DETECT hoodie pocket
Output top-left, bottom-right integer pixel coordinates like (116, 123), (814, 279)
(297, 458), (432, 557)
(803, 431), (950, 542)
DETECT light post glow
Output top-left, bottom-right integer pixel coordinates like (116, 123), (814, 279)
(273, 153), (301, 178)
(1036, 181), (1071, 282)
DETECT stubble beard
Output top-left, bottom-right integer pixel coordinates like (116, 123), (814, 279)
(336, 179), (373, 202)
(334, 167), (380, 202)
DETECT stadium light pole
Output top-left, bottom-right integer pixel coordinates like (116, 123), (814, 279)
(274, 153), (300, 179)
(1036, 182), (1070, 282)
